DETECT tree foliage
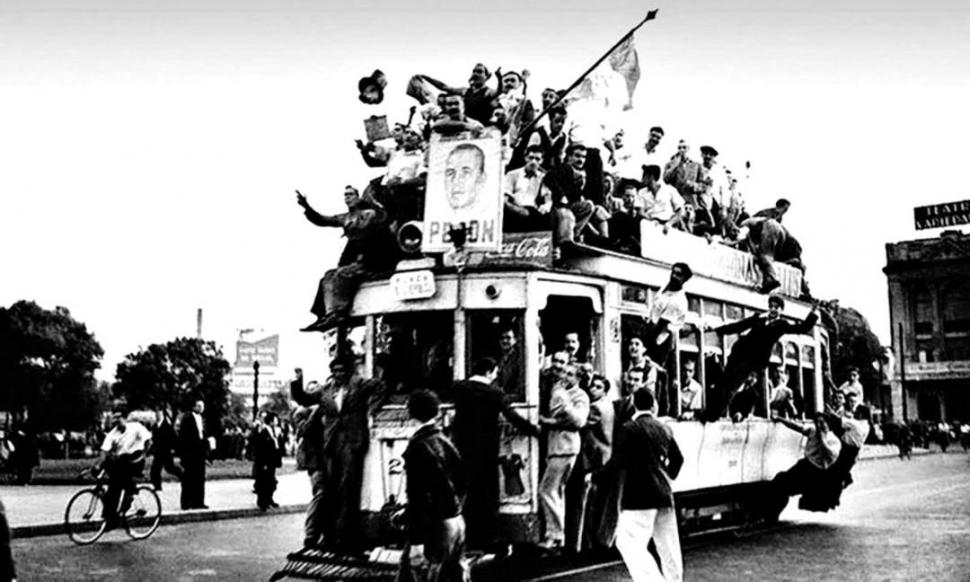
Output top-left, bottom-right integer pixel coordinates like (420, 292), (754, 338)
(113, 337), (231, 435)
(0, 300), (105, 430)
(821, 304), (884, 389)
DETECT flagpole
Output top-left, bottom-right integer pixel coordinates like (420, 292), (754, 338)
(514, 9), (659, 146)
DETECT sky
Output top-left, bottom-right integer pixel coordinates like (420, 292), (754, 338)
(2, 0), (968, 383)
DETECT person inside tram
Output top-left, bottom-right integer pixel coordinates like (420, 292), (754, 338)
(496, 326), (525, 401)
(678, 359), (704, 419)
(768, 367), (799, 419)
(728, 371), (763, 422)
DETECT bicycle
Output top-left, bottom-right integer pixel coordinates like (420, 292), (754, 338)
(64, 466), (162, 545)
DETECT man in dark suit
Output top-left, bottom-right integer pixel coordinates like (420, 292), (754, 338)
(403, 390), (467, 582)
(704, 296), (818, 421)
(542, 144), (610, 245)
(150, 408), (183, 491)
(613, 389), (684, 582)
(452, 357), (539, 551)
(252, 411), (283, 511)
(178, 399), (210, 510)
(292, 357), (386, 551)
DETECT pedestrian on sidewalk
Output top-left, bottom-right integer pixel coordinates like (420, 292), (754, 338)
(178, 399), (210, 510)
(0, 498), (16, 582)
(150, 408), (183, 492)
(252, 411), (283, 511)
(612, 389), (684, 582)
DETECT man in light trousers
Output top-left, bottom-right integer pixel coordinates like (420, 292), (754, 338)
(612, 389), (684, 582)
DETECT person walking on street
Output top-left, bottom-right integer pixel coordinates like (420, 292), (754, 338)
(178, 399), (210, 510)
(612, 389), (684, 582)
(402, 390), (468, 582)
(150, 408), (183, 491)
(252, 411), (283, 511)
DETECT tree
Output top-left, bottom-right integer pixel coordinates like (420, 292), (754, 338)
(0, 300), (105, 431)
(114, 337), (231, 436)
(820, 304), (884, 392)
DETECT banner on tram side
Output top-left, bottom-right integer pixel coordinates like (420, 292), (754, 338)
(914, 199), (970, 230)
(422, 133), (504, 253)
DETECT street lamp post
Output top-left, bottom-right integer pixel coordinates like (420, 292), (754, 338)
(252, 360), (260, 421)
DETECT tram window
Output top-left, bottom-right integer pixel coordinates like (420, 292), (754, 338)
(785, 364), (803, 418)
(770, 342), (783, 364)
(702, 299), (722, 319)
(540, 297), (598, 365)
(374, 312), (454, 401)
(725, 304), (745, 321)
(467, 311), (526, 402)
(687, 296), (702, 315)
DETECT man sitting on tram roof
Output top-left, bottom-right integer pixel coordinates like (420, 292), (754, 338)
(543, 144), (611, 246)
(503, 144), (552, 233)
(638, 164), (686, 235)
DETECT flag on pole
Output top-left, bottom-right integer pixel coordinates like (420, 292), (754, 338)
(608, 34), (641, 110)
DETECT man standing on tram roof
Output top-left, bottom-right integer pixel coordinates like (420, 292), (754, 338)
(704, 296), (819, 421)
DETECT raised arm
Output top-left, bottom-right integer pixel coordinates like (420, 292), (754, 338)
(787, 308), (819, 335)
(772, 414), (809, 436)
(713, 314), (761, 336)
(289, 370), (316, 408)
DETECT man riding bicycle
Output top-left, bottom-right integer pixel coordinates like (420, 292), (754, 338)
(97, 409), (153, 530)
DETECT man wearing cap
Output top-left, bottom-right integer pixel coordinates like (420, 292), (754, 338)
(638, 164), (685, 234)
(705, 297), (819, 420)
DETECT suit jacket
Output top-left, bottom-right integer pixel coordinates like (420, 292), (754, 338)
(292, 375), (387, 456)
(613, 413), (683, 510)
(152, 419), (178, 458)
(404, 424), (465, 542)
(252, 425), (282, 470)
(717, 312), (819, 367)
(177, 412), (208, 465)
(542, 164), (604, 207)
(580, 397), (615, 472)
(452, 378), (538, 462)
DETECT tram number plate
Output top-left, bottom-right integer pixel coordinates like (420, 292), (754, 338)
(391, 270), (436, 301)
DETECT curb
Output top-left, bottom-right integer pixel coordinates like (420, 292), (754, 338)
(11, 503), (308, 540)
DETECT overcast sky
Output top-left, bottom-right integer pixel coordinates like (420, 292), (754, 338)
(2, 0), (968, 382)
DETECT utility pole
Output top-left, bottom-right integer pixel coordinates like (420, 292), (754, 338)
(252, 360), (260, 421)
(196, 308), (203, 338)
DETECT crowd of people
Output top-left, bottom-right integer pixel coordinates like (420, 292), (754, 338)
(297, 63), (813, 333)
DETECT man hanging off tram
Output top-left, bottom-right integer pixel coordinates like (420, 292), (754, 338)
(702, 295), (819, 422)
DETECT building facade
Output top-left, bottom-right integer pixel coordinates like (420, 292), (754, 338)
(884, 230), (970, 421)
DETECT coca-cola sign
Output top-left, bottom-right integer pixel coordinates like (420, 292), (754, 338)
(464, 232), (553, 268)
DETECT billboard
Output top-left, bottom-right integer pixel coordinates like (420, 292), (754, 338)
(234, 334), (279, 368)
(422, 133), (503, 252)
(914, 199), (970, 230)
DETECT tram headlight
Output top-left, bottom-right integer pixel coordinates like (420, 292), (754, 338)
(485, 283), (501, 299)
(397, 221), (423, 254)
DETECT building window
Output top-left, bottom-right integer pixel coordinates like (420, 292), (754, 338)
(942, 283), (970, 334)
(913, 285), (934, 336)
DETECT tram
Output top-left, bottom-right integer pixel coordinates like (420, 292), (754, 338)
(337, 222), (825, 547)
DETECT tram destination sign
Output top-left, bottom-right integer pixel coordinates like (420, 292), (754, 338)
(914, 199), (970, 230)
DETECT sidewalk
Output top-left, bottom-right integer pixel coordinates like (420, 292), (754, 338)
(1, 470), (311, 538)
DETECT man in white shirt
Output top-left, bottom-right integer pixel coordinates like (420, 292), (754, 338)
(504, 145), (552, 231)
(619, 126), (667, 183)
(644, 263), (692, 366)
(837, 367), (864, 403)
(678, 359), (704, 417)
(639, 164), (685, 233)
(98, 410), (153, 529)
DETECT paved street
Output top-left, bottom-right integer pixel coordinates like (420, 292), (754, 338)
(8, 452), (970, 581)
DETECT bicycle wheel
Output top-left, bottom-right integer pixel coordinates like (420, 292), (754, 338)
(64, 488), (107, 545)
(124, 485), (161, 540)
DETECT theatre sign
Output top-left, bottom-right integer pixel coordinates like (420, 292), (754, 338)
(914, 199), (970, 230)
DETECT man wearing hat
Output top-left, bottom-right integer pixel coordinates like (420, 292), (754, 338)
(358, 69), (387, 105)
